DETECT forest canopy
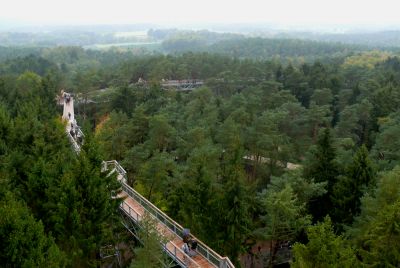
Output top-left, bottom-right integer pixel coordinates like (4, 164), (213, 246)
(1, 30), (400, 267)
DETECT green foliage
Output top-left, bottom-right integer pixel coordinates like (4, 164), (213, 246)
(349, 166), (400, 266)
(0, 102), (11, 156)
(335, 100), (373, 146)
(138, 150), (177, 202)
(179, 143), (222, 240)
(0, 55), (58, 76)
(147, 114), (176, 151)
(0, 193), (66, 268)
(96, 111), (133, 160)
(372, 112), (400, 170)
(310, 88), (333, 106)
(261, 184), (311, 238)
(46, 134), (120, 266)
(267, 170), (326, 205)
(130, 213), (169, 268)
(111, 86), (137, 115)
(256, 184), (311, 266)
(220, 164), (251, 266)
(89, 51), (400, 266)
(307, 103), (332, 141)
(0, 68), (121, 267)
(331, 145), (376, 228)
(303, 128), (339, 221)
(208, 37), (365, 62)
(370, 85), (400, 119)
(4, 36), (400, 267)
(343, 51), (391, 69)
(292, 217), (358, 268)
(245, 108), (292, 184)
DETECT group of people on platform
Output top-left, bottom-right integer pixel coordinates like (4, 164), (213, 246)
(182, 229), (198, 258)
(61, 90), (71, 104)
(69, 122), (83, 144)
(62, 90), (83, 146)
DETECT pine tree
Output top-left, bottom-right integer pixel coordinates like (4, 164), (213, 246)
(130, 213), (169, 268)
(0, 103), (11, 156)
(256, 184), (311, 267)
(221, 166), (251, 267)
(179, 143), (221, 246)
(331, 145), (375, 228)
(137, 150), (176, 202)
(292, 216), (358, 267)
(348, 166), (400, 266)
(46, 134), (121, 266)
(303, 128), (339, 221)
(0, 193), (66, 267)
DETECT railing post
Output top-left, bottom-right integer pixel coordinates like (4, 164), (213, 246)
(174, 244), (176, 258)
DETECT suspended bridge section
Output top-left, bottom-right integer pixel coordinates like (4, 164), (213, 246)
(60, 92), (234, 268)
(161, 79), (204, 91)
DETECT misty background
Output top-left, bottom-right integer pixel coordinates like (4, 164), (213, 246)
(1, 0), (400, 48)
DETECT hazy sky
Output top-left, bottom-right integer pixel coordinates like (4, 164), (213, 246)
(1, 0), (399, 27)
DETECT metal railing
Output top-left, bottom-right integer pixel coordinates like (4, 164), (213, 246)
(67, 130), (81, 153)
(75, 127), (85, 138)
(120, 199), (201, 268)
(102, 160), (127, 181)
(167, 241), (201, 268)
(121, 183), (234, 268)
(104, 160), (235, 268)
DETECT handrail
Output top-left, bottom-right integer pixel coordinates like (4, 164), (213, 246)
(121, 182), (233, 268)
(103, 160), (235, 268)
(120, 198), (201, 268)
(75, 127), (85, 138)
(103, 160), (127, 179)
(221, 257), (235, 268)
(168, 241), (201, 268)
(120, 199), (140, 222)
(67, 130), (80, 153)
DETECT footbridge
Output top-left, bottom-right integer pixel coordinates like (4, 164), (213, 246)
(161, 79), (204, 91)
(60, 92), (234, 268)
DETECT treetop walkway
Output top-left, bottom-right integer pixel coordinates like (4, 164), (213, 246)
(60, 92), (234, 268)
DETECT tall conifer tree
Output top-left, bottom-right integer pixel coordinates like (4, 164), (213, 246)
(303, 128), (339, 221)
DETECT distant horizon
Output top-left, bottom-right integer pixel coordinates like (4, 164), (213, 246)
(1, 0), (400, 33)
(2, 20), (400, 35)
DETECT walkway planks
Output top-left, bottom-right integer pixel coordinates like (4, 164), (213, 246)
(120, 191), (215, 268)
(117, 180), (229, 268)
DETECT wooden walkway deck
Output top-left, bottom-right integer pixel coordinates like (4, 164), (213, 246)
(110, 166), (234, 268)
(120, 191), (215, 268)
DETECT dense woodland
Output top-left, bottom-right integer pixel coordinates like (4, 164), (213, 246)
(1, 35), (400, 267)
